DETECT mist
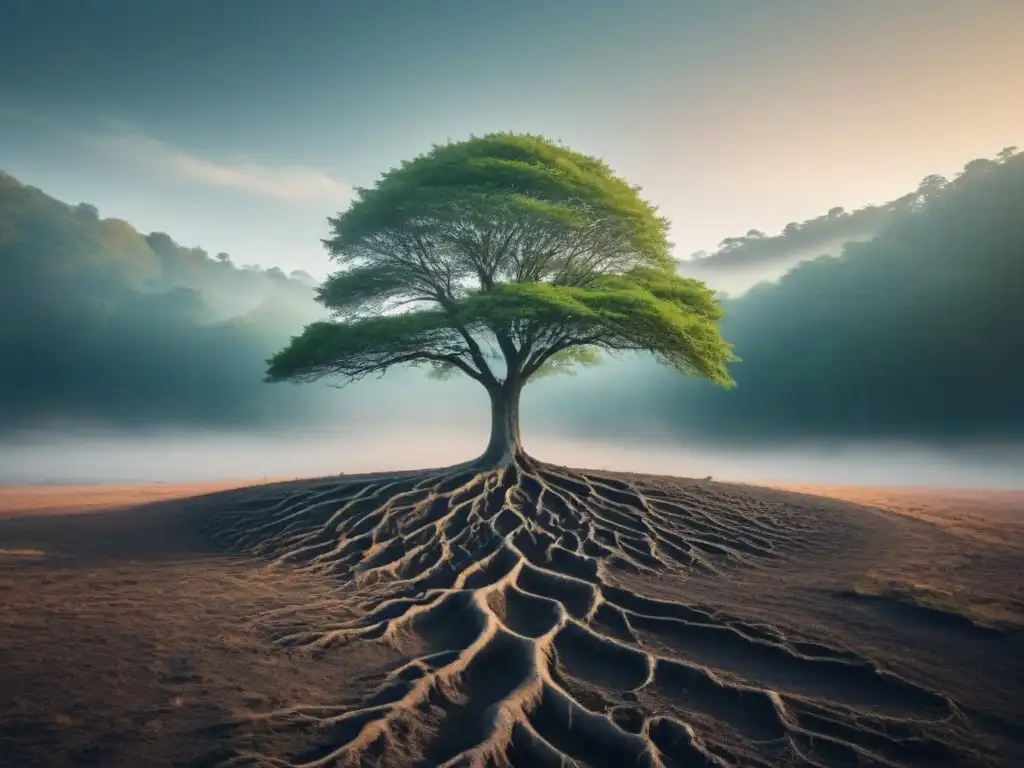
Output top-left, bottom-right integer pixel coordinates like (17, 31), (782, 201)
(679, 236), (872, 297)
(676, 188), (922, 297)
(3, 426), (1022, 489)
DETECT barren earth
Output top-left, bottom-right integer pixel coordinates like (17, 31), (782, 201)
(1, 466), (1022, 767)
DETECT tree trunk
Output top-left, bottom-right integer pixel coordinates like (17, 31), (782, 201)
(479, 382), (524, 467)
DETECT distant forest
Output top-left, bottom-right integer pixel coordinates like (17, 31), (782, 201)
(682, 150), (1019, 272)
(1, 146), (1021, 444)
(0, 172), (330, 432)
(562, 147), (1024, 445)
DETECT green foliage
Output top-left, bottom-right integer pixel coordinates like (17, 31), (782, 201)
(332, 133), (673, 270)
(529, 347), (601, 380)
(270, 134), (735, 393)
(266, 310), (462, 383)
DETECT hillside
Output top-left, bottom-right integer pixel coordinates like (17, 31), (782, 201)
(0, 172), (327, 433)
(548, 149), (1024, 446)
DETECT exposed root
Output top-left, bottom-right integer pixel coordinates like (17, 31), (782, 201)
(202, 460), (980, 767)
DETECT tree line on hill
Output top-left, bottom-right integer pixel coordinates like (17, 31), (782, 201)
(548, 147), (1024, 446)
(0, 171), (330, 433)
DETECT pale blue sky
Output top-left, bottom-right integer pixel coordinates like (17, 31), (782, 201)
(3, 0), (1022, 279)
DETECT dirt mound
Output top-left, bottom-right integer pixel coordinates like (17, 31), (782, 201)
(1, 467), (1020, 767)
(196, 461), (1020, 767)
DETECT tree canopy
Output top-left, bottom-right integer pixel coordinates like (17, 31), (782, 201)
(268, 133), (734, 390)
(267, 133), (736, 463)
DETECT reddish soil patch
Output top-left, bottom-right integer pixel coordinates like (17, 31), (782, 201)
(762, 483), (1024, 634)
(0, 480), (286, 519)
(766, 484), (1024, 549)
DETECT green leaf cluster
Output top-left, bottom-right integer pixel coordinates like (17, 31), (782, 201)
(268, 133), (735, 392)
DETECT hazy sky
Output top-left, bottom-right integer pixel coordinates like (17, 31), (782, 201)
(2, 0), (1021, 280)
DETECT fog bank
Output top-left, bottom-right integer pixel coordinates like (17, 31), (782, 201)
(2, 430), (1021, 490)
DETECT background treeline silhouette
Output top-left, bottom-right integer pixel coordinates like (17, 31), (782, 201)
(683, 151), (1018, 272)
(557, 147), (1023, 446)
(0, 172), (330, 433)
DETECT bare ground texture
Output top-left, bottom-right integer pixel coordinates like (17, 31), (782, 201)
(1, 465), (1022, 767)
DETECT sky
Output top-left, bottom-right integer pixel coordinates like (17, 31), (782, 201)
(3, 0), (1022, 281)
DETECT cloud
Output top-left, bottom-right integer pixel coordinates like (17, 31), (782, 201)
(0, 105), (352, 204)
(81, 129), (352, 204)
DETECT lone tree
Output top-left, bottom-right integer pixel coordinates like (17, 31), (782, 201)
(267, 133), (734, 465)
(210, 138), (948, 767)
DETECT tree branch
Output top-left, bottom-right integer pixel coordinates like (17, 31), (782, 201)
(521, 334), (603, 380)
(323, 350), (486, 385)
